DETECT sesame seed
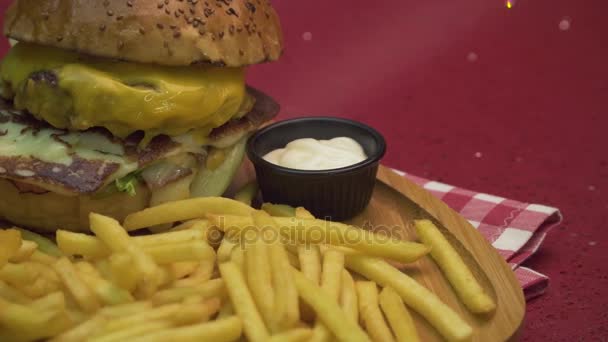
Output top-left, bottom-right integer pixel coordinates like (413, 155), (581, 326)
(57, 35), (63, 42)
(100, 24), (106, 31)
(199, 28), (205, 35)
(218, 31), (224, 39)
(158, 2), (164, 8)
(127, 0), (133, 7)
(107, 9), (114, 16)
(170, 24), (177, 29)
(116, 15), (124, 20)
(173, 31), (181, 38)
(178, 8), (184, 13)
(157, 23), (164, 29)
(139, 27), (146, 34)
(175, 11), (181, 17)
(164, 0), (169, 4)
(226, 7), (238, 17)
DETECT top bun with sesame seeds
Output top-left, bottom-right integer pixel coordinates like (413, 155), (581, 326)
(3, 0), (283, 67)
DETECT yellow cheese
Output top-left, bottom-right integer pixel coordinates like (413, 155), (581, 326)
(0, 42), (247, 142)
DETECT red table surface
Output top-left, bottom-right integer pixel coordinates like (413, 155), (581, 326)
(0, 0), (606, 340)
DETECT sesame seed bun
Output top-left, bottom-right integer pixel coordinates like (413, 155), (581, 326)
(3, 0), (283, 67)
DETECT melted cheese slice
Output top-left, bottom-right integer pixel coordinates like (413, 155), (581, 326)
(0, 43), (247, 143)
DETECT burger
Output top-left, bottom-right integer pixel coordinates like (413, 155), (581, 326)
(0, 0), (283, 232)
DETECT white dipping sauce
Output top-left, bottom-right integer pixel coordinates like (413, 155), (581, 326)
(263, 137), (368, 170)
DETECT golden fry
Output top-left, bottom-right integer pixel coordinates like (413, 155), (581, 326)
(191, 257), (216, 281)
(50, 316), (106, 342)
(254, 211), (300, 331)
(75, 263), (134, 305)
(130, 316), (243, 342)
(9, 240), (37, 262)
(101, 303), (180, 332)
(297, 245), (321, 285)
(89, 320), (172, 342)
(89, 213), (160, 297)
(29, 250), (58, 266)
(210, 215), (430, 263)
(97, 301), (152, 318)
(219, 262), (270, 342)
(311, 249), (345, 341)
(0, 280), (30, 304)
(0, 297), (73, 340)
(56, 230), (109, 259)
(245, 226), (276, 332)
(124, 197), (254, 231)
(172, 297), (221, 325)
(356, 281), (395, 342)
(269, 328), (313, 342)
(217, 300), (234, 319)
(291, 268), (369, 342)
(217, 238), (238, 263)
(151, 278), (225, 305)
(107, 253), (138, 292)
(0, 229), (21, 268)
(415, 219), (496, 314)
(145, 240), (214, 264)
(54, 257), (100, 313)
(295, 207), (315, 219)
(30, 291), (66, 311)
(340, 270), (358, 325)
(379, 287), (420, 342)
(345, 255), (472, 342)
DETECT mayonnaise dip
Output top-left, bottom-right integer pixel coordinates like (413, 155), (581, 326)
(263, 137), (368, 170)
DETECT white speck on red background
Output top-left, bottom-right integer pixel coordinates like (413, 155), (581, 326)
(302, 32), (312, 41)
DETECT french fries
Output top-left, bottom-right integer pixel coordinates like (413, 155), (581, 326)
(244, 226), (276, 332)
(89, 213), (161, 297)
(340, 270), (358, 325)
(123, 197), (255, 231)
(1, 196), (498, 342)
(345, 255), (473, 342)
(268, 328), (313, 342)
(379, 287), (420, 342)
(356, 281), (395, 342)
(54, 257), (100, 313)
(415, 219), (496, 314)
(209, 215), (430, 263)
(219, 262), (270, 342)
(253, 211), (300, 331)
(310, 249), (345, 341)
(291, 268), (370, 342)
(130, 316), (243, 342)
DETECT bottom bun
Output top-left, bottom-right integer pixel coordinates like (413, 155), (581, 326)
(0, 159), (256, 233)
(0, 179), (151, 233)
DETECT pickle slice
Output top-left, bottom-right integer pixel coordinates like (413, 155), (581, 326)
(190, 136), (247, 198)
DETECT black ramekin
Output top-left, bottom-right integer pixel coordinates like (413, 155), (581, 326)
(246, 117), (386, 221)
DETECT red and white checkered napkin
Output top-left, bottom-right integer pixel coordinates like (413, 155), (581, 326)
(391, 169), (562, 300)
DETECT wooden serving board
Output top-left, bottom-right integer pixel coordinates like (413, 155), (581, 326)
(344, 166), (525, 341)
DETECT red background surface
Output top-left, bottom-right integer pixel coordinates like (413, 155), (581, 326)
(1, 0), (606, 340)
